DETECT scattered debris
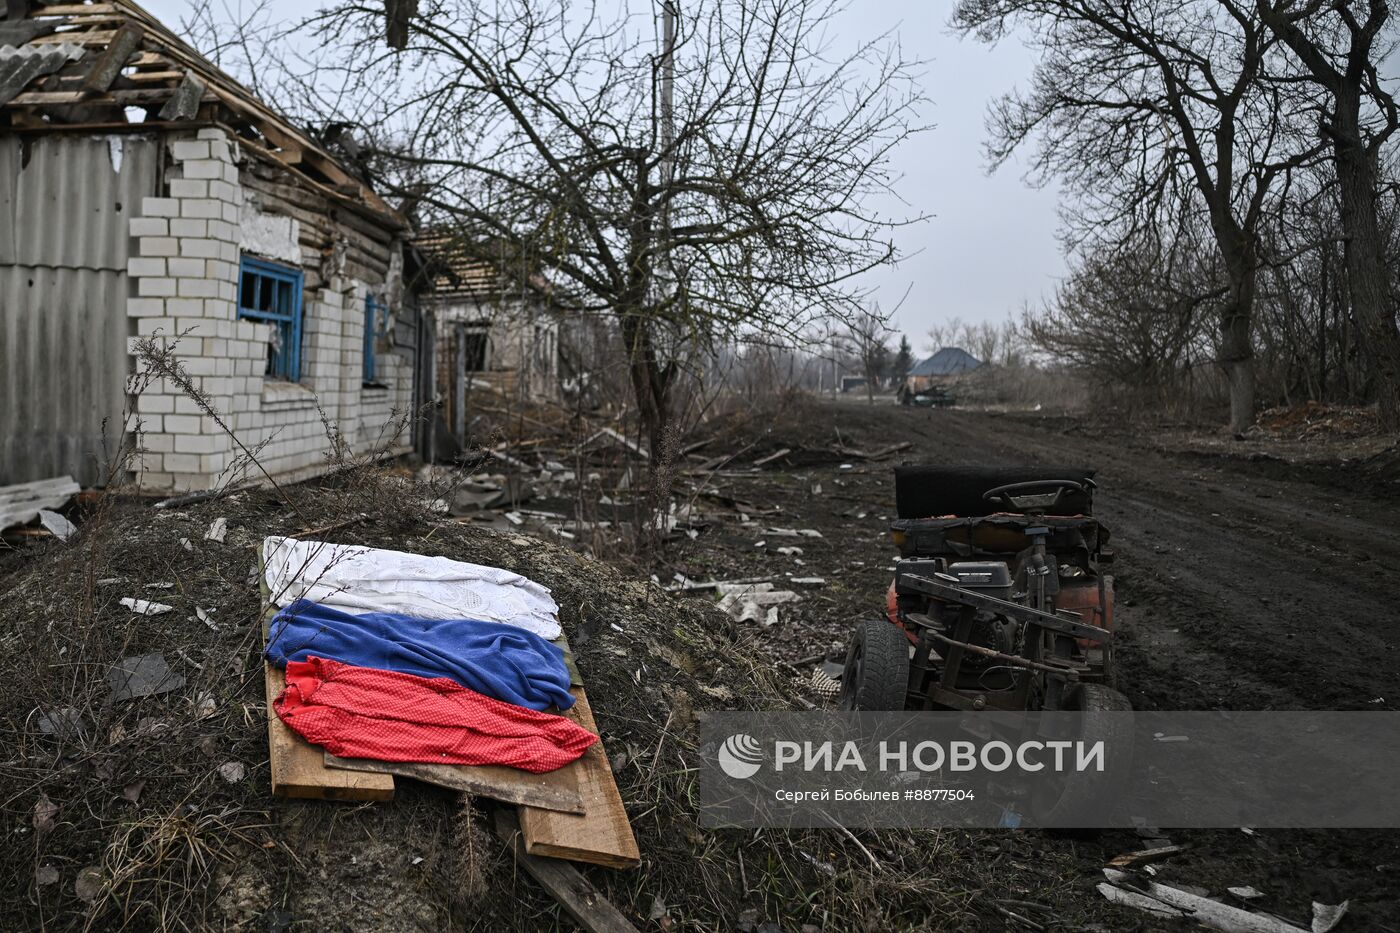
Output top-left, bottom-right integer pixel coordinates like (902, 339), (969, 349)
(1228, 886), (1264, 900)
(753, 447), (792, 467)
(580, 427), (650, 460)
(810, 666), (841, 700)
(120, 597), (174, 616)
(1312, 901), (1349, 933)
(36, 707), (85, 737)
(37, 509), (77, 541)
(195, 607), (218, 630)
(715, 582), (800, 626)
(218, 761), (247, 783)
(106, 654), (185, 702)
(35, 866), (58, 887)
(1098, 868), (1310, 933)
(764, 527), (823, 538)
(204, 517), (229, 543)
(122, 780), (146, 806)
(152, 483), (256, 510)
(833, 440), (913, 460)
(0, 475), (80, 533)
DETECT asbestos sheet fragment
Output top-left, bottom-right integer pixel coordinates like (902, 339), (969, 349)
(107, 654), (185, 702)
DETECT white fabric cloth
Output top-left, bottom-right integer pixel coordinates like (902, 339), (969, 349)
(262, 536), (561, 640)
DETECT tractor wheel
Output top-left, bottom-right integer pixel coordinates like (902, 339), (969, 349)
(1032, 683), (1134, 832)
(837, 619), (910, 711)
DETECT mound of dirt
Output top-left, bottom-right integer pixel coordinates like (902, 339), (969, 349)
(0, 476), (1050, 931)
(1257, 401), (1380, 439)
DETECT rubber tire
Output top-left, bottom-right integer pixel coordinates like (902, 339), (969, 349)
(837, 619), (911, 711)
(1034, 683), (1134, 833)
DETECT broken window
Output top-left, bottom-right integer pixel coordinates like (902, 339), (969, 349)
(363, 294), (388, 385)
(461, 330), (488, 371)
(238, 256), (304, 381)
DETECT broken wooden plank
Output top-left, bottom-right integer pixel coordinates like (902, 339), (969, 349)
(32, 3), (119, 15)
(80, 21), (141, 94)
(495, 810), (642, 933)
(752, 447), (792, 467)
(1106, 844), (1184, 869)
(518, 686), (640, 869)
(25, 29), (116, 45)
(580, 427), (649, 460)
(264, 663), (394, 801)
(833, 440), (913, 460)
(325, 753), (584, 814)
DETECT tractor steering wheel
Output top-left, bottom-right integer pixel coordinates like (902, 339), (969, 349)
(981, 479), (1091, 514)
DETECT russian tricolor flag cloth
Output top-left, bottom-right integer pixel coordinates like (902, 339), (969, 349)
(275, 657), (596, 772)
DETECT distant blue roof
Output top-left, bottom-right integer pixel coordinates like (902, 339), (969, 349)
(909, 347), (982, 377)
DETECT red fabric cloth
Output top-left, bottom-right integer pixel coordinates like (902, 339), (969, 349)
(275, 657), (596, 773)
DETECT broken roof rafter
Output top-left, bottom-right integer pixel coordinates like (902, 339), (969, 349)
(0, 0), (403, 227)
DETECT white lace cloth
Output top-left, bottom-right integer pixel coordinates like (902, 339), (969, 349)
(261, 536), (561, 640)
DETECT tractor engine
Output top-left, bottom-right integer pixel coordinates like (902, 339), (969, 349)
(941, 562), (1019, 668)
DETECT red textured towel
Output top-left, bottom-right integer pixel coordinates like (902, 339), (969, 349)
(275, 657), (597, 773)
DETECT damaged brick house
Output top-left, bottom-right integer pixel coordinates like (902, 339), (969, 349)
(415, 233), (561, 451)
(0, 0), (429, 492)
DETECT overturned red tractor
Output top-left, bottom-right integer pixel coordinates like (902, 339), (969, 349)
(839, 465), (1131, 716)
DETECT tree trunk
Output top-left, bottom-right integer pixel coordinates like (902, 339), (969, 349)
(1220, 311), (1256, 435)
(1332, 97), (1400, 430)
(1214, 231), (1258, 434)
(619, 311), (673, 462)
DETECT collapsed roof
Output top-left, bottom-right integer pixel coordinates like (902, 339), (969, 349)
(414, 230), (556, 303)
(0, 0), (401, 226)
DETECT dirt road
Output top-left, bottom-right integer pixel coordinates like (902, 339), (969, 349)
(665, 399), (1400, 927)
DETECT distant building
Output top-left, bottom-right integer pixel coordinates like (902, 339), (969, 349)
(906, 347), (982, 392)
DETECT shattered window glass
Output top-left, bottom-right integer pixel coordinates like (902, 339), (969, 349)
(236, 256), (304, 381)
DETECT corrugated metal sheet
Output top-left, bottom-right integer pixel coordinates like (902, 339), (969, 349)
(0, 134), (160, 486)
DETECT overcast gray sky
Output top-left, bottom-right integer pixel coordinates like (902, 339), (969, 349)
(146, 0), (1063, 351)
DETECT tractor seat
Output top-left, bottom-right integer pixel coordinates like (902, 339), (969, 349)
(894, 464), (1096, 519)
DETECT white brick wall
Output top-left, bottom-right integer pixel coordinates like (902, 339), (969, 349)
(125, 127), (414, 493)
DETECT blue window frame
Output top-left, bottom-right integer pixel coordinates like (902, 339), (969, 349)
(237, 255), (304, 381)
(363, 294), (388, 384)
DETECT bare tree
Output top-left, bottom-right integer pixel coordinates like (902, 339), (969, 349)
(842, 307), (894, 402)
(1026, 233), (1217, 400)
(266, 0), (925, 469)
(953, 0), (1323, 432)
(1244, 0), (1400, 429)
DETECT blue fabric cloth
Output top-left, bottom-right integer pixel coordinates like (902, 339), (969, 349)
(265, 599), (574, 711)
